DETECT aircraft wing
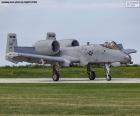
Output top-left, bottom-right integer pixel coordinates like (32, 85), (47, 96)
(122, 49), (137, 54)
(6, 52), (79, 66)
(117, 44), (137, 54)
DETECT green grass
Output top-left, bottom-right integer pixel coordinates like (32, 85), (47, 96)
(0, 66), (140, 78)
(0, 84), (140, 116)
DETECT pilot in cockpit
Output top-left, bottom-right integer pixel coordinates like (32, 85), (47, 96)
(101, 41), (119, 50)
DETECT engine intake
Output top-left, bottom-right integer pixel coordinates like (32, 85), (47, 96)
(58, 39), (79, 48)
(34, 40), (60, 55)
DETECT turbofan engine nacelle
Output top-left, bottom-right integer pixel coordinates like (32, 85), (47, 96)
(34, 40), (60, 55)
(58, 39), (79, 48)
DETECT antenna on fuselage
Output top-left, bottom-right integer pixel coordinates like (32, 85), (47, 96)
(87, 42), (90, 46)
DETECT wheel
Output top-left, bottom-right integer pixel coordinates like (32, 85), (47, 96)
(106, 75), (111, 81)
(52, 72), (59, 81)
(88, 71), (96, 80)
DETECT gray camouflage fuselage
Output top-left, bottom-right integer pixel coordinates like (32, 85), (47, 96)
(5, 33), (134, 67)
(5, 32), (137, 81)
(60, 44), (130, 66)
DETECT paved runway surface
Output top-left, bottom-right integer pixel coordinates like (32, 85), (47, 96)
(0, 78), (140, 83)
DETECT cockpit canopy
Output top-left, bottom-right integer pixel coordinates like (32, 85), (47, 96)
(101, 41), (120, 50)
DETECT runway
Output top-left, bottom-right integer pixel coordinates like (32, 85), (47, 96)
(0, 78), (140, 83)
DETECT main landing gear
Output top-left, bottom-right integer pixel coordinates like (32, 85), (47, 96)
(52, 63), (60, 81)
(51, 63), (111, 81)
(104, 64), (112, 81)
(86, 63), (112, 81)
(87, 64), (96, 80)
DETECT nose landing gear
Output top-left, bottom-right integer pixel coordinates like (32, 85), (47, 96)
(104, 64), (111, 81)
(51, 63), (112, 81)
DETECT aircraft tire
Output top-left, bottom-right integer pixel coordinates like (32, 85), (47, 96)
(106, 75), (111, 81)
(88, 71), (96, 80)
(52, 72), (59, 81)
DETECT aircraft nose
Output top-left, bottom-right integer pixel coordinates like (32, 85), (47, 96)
(123, 54), (131, 63)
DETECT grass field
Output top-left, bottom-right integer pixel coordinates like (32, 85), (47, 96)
(0, 84), (140, 116)
(0, 65), (140, 78)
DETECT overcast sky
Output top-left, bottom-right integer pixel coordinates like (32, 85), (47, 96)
(0, 0), (140, 66)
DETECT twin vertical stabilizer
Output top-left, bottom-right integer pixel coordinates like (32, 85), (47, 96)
(6, 33), (17, 53)
(5, 33), (18, 62)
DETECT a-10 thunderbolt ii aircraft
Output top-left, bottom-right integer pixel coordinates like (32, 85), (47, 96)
(5, 32), (137, 81)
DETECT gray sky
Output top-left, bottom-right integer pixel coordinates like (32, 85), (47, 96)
(0, 0), (140, 66)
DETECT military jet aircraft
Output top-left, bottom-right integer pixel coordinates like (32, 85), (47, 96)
(5, 32), (137, 81)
